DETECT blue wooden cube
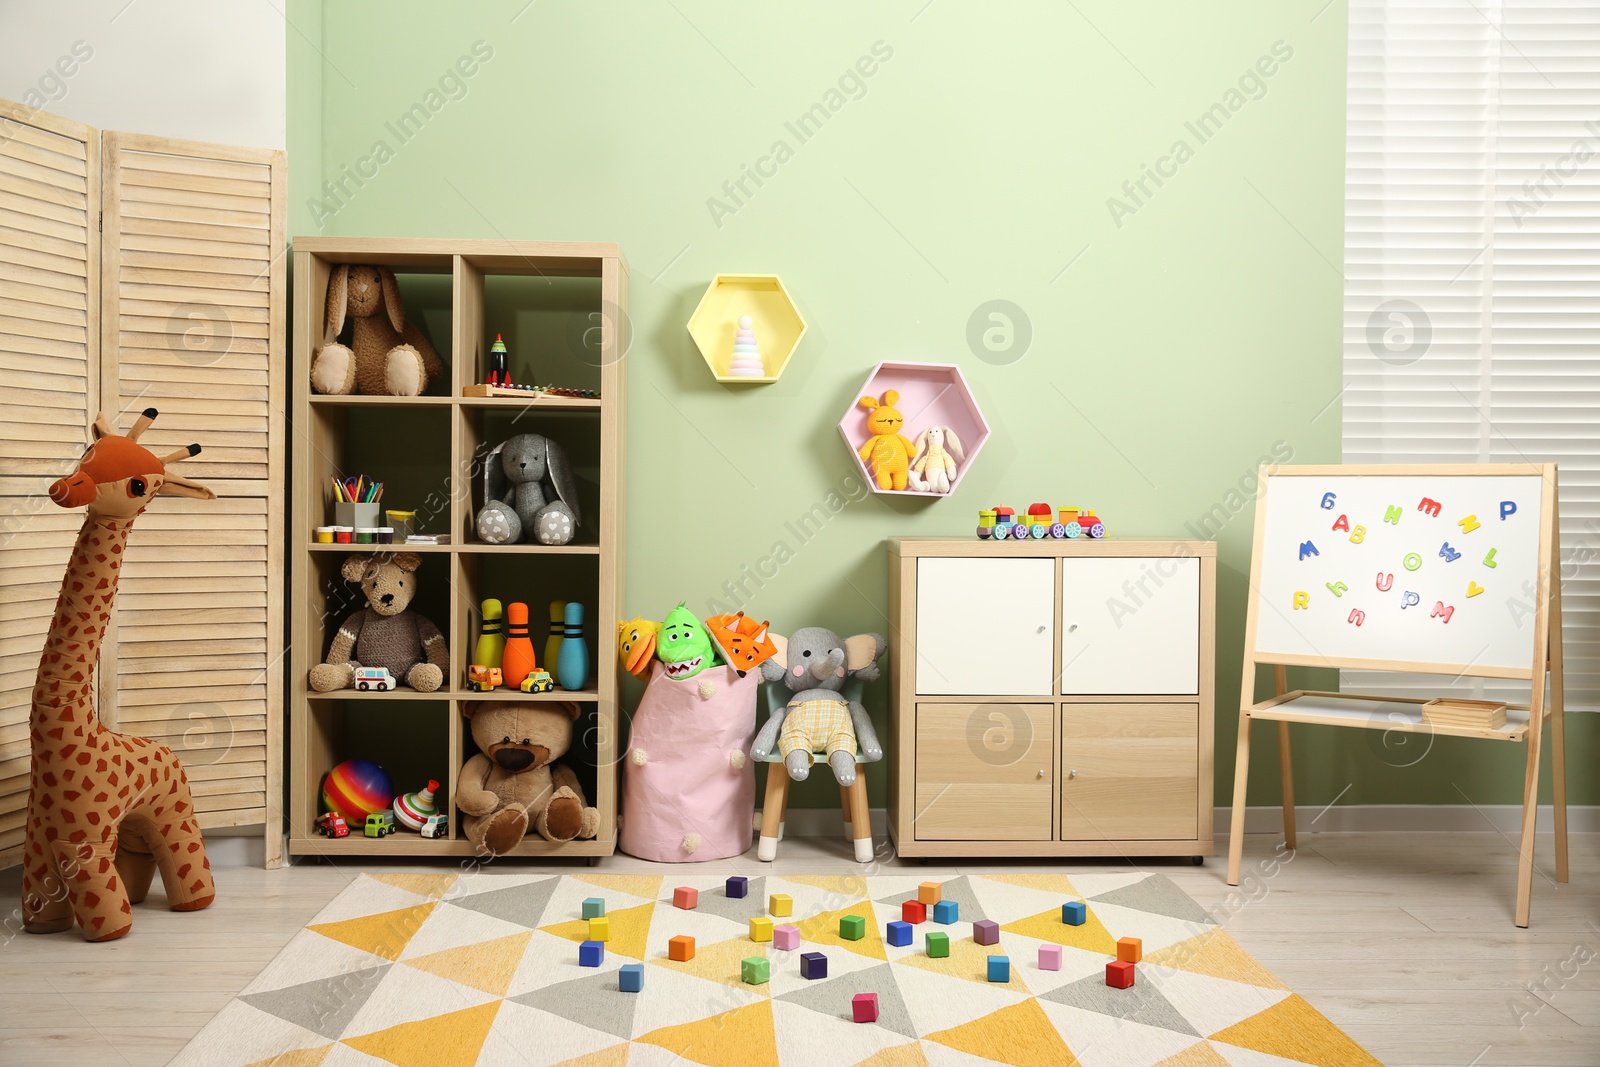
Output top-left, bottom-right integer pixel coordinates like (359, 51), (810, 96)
(579, 940), (604, 967)
(801, 951), (828, 979)
(886, 920), (913, 947)
(619, 963), (644, 992)
(932, 900), (959, 924)
(582, 897), (605, 919)
(726, 875), (749, 898)
(1062, 901), (1086, 926)
(987, 955), (1010, 983)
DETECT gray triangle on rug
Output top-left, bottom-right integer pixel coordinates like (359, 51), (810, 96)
(447, 876), (561, 929)
(777, 961), (917, 1039)
(239, 963), (391, 1040)
(1040, 969), (1200, 1037)
(1088, 874), (1218, 927)
(873, 874), (989, 923)
(508, 969), (640, 1041)
(686, 875), (768, 923)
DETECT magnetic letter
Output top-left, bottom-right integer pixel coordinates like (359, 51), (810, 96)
(1320, 492), (1336, 510)
(1350, 525), (1367, 544)
(1500, 501), (1517, 521)
(1439, 542), (1461, 563)
(1458, 514), (1481, 534)
(1401, 591), (1421, 608)
(1331, 514), (1350, 533)
(1418, 497), (1442, 517)
(1376, 572), (1394, 591)
(1483, 548), (1498, 568)
(1384, 505), (1403, 525)
(1326, 581), (1348, 597)
(1403, 552), (1422, 571)
(1292, 591), (1309, 610)
(1431, 602), (1455, 623)
(1298, 540), (1319, 560)
(1466, 581), (1484, 598)
(1347, 609), (1365, 626)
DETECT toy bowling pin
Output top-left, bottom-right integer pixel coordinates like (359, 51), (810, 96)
(557, 602), (590, 691)
(546, 600), (566, 670)
(474, 598), (505, 669)
(503, 601), (537, 687)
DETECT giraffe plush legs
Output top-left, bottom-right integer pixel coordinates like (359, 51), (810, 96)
(50, 839), (133, 942)
(148, 813), (216, 911)
(20, 821), (72, 934)
(114, 825), (159, 906)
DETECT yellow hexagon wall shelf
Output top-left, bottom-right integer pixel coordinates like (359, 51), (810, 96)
(687, 274), (806, 383)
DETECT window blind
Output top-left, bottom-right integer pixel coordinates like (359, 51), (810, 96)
(1342, 0), (1600, 709)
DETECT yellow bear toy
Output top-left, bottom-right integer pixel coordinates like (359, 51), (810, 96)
(857, 390), (916, 490)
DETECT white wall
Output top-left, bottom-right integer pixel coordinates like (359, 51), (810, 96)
(0, 0), (285, 149)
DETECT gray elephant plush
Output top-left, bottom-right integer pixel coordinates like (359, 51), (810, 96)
(476, 433), (580, 545)
(753, 627), (886, 786)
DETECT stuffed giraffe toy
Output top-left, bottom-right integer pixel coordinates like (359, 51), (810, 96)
(23, 408), (218, 941)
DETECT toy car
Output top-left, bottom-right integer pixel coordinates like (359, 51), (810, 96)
(467, 664), (503, 692)
(315, 812), (349, 838)
(364, 811), (396, 837)
(520, 668), (554, 693)
(354, 666), (394, 691)
(420, 813), (448, 839)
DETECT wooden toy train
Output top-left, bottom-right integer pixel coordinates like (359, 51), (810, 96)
(977, 503), (1105, 541)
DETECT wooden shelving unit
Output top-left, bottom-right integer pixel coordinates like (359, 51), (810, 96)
(289, 237), (627, 859)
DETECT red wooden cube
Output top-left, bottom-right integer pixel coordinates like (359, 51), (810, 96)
(852, 992), (879, 1023)
(1106, 960), (1136, 989)
(902, 900), (927, 924)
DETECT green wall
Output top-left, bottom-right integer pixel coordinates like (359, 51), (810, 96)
(288, 0), (1593, 812)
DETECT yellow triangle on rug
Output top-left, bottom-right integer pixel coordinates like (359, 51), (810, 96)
(402, 930), (532, 997)
(1210, 994), (1385, 1067)
(1146, 928), (1287, 990)
(638, 998), (780, 1067)
(1000, 906), (1117, 956)
(241, 1045), (332, 1067)
(541, 901), (656, 960)
(307, 902), (436, 961)
(342, 1000), (501, 1067)
(925, 998), (1081, 1067)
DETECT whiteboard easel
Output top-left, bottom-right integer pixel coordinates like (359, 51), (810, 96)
(1228, 464), (1568, 927)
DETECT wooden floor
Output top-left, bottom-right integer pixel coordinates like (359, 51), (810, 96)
(0, 830), (1595, 1066)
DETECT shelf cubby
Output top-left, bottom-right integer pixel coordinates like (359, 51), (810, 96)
(687, 273), (806, 383)
(839, 360), (991, 498)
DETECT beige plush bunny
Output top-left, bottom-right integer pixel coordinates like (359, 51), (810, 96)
(908, 425), (965, 494)
(309, 264), (444, 396)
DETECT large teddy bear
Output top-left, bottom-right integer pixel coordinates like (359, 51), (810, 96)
(309, 553), (449, 693)
(456, 700), (600, 855)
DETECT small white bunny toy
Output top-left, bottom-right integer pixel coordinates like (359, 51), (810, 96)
(907, 425), (964, 493)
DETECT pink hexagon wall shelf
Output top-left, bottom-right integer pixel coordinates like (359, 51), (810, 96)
(839, 361), (990, 497)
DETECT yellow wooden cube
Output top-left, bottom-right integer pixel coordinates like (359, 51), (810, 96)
(749, 916), (774, 942)
(588, 917), (610, 941)
(769, 893), (793, 917)
(917, 881), (941, 905)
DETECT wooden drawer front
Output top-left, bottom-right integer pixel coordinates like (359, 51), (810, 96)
(1060, 556), (1199, 695)
(1059, 704), (1198, 841)
(915, 703), (1054, 841)
(915, 557), (1055, 695)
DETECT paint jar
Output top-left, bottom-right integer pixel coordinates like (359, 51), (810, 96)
(333, 526), (354, 544)
(314, 526), (335, 544)
(355, 527), (377, 544)
(376, 527), (394, 544)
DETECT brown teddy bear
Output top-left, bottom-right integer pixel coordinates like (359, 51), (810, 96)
(309, 552), (449, 693)
(309, 264), (444, 396)
(456, 701), (600, 855)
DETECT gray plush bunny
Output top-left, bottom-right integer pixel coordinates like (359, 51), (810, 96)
(475, 434), (580, 545)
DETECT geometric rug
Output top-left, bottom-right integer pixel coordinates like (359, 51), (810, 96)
(171, 871), (1384, 1067)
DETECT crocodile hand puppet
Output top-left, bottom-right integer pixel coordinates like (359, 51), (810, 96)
(657, 603), (718, 681)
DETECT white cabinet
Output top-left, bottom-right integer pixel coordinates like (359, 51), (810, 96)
(914, 557), (1055, 696)
(1060, 556), (1200, 695)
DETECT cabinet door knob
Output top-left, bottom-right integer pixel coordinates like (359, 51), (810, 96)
(1068, 623), (1078, 632)
(1068, 769), (1078, 779)
(1036, 624), (1046, 634)
(1036, 769), (1046, 779)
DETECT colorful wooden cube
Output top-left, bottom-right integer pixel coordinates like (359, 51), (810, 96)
(926, 931), (950, 958)
(1039, 944), (1062, 971)
(579, 940), (604, 967)
(801, 951), (828, 979)
(987, 955), (1010, 982)
(726, 875), (748, 898)
(619, 963), (644, 992)
(886, 920), (913, 947)
(1117, 936), (1142, 964)
(750, 917), (774, 942)
(973, 919), (1000, 945)
(902, 900), (927, 924)
(742, 956), (770, 985)
(932, 900), (959, 924)
(1062, 901), (1086, 926)
(582, 897), (605, 919)
(840, 914), (866, 940)
(773, 924), (800, 950)
(1106, 960), (1135, 988)
(588, 917), (610, 941)
(852, 992), (879, 1023)
(769, 893), (793, 917)
(673, 886), (699, 910)
(668, 934), (695, 962)
(918, 881), (942, 905)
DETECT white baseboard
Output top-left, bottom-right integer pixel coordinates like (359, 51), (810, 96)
(201, 828), (268, 867)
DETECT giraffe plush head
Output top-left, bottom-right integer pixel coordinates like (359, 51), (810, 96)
(49, 408), (215, 520)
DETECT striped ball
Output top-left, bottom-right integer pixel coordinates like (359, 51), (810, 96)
(321, 759), (393, 821)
